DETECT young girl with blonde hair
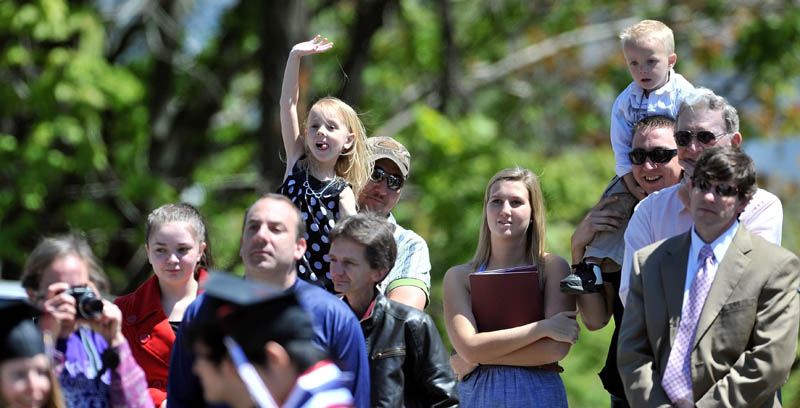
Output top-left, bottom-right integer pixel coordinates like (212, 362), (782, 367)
(278, 35), (371, 292)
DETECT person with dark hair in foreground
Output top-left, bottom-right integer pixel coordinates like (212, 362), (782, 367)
(186, 273), (353, 408)
(329, 213), (458, 407)
(115, 203), (213, 407)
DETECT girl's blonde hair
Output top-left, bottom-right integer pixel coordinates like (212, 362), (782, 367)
(302, 96), (372, 199)
(469, 167), (547, 274)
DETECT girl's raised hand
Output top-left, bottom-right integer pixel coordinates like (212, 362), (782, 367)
(291, 35), (334, 57)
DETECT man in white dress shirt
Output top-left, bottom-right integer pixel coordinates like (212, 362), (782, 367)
(619, 87), (783, 305)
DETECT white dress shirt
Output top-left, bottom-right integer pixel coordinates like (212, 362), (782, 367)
(682, 221), (738, 310)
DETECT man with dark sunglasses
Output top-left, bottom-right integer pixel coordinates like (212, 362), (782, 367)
(619, 145), (799, 407)
(567, 115), (681, 408)
(357, 136), (431, 310)
(619, 87), (783, 306)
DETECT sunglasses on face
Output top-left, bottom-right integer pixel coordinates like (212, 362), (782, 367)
(674, 130), (727, 147)
(628, 148), (678, 165)
(692, 178), (739, 197)
(371, 167), (405, 190)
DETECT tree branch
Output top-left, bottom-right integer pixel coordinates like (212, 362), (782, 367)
(336, 0), (397, 105)
(374, 16), (639, 136)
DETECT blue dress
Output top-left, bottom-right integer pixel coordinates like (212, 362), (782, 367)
(459, 264), (568, 407)
(459, 365), (567, 407)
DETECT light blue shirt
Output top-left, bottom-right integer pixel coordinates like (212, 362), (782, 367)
(377, 214), (432, 302)
(683, 221), (739, 309)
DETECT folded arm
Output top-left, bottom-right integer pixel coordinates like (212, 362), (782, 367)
(443, 266), (554, 363)
(481, 337), (571, 366)
(443, 256), (578, 365)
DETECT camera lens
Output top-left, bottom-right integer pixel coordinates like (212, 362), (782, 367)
(78, 297), (104, 319)
(66, 286), (104, 319)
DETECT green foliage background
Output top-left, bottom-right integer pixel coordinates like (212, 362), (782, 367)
(2, 1), (800, 406)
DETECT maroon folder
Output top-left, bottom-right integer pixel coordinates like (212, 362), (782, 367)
(469, 265), (544, 332)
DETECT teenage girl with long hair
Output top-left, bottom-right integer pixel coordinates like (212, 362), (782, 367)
(443, 167), (579, 407)
(115, 203), (212, 407)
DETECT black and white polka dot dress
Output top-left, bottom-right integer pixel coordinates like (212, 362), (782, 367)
(278, 161), (347, 293)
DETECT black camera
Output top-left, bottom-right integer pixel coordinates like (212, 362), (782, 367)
(64, 286), (104, 319)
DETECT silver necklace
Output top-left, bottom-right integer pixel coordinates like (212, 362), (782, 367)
(304, 171), (338, 200)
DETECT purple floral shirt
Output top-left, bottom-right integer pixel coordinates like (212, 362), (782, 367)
(54, 328), (154, 408)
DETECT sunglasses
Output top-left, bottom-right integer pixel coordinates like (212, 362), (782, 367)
(674, 130), (727, 147)
(371, 167), (405, 190)
(628, 148), (678, 165)
(692, 178), (739, 197)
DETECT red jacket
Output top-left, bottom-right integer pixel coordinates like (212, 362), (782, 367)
(114, 270), (207, 407)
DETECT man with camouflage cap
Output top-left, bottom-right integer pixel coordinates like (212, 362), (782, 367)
(358, 136), (431, 310)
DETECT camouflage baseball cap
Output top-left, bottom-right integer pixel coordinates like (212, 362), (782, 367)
(367, 136), (411, 177)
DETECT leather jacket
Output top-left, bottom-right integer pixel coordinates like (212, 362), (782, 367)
(360, 291), (459, 407)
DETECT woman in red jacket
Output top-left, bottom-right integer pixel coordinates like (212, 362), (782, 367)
(115, 203), (212, 407)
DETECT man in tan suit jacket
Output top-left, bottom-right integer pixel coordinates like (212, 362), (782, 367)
(618, 146), (800, 407)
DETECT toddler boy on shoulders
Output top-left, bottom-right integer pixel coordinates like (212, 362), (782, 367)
(612, 19), (694, 200)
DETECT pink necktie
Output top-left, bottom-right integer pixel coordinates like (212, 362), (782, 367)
(661, 244), (716, 404)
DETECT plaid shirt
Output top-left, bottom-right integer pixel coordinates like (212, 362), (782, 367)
(377, 214), (432, 302)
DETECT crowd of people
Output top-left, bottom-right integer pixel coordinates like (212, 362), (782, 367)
(2, 19), (798, 408)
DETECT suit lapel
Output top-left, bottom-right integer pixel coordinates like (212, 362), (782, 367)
(661, 232), (690, 341)
(693, 225), (752, 349)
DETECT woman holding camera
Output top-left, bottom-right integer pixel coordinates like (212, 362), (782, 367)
(115, 203), (211, 407)
(21, 233), (153, 408)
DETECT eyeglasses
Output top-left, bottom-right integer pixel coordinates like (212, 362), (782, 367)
(692, 178), (739, 197)
(674, 130), (728, 147)
(370, 167), (405, 190)
(628, 148), (678, 165)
